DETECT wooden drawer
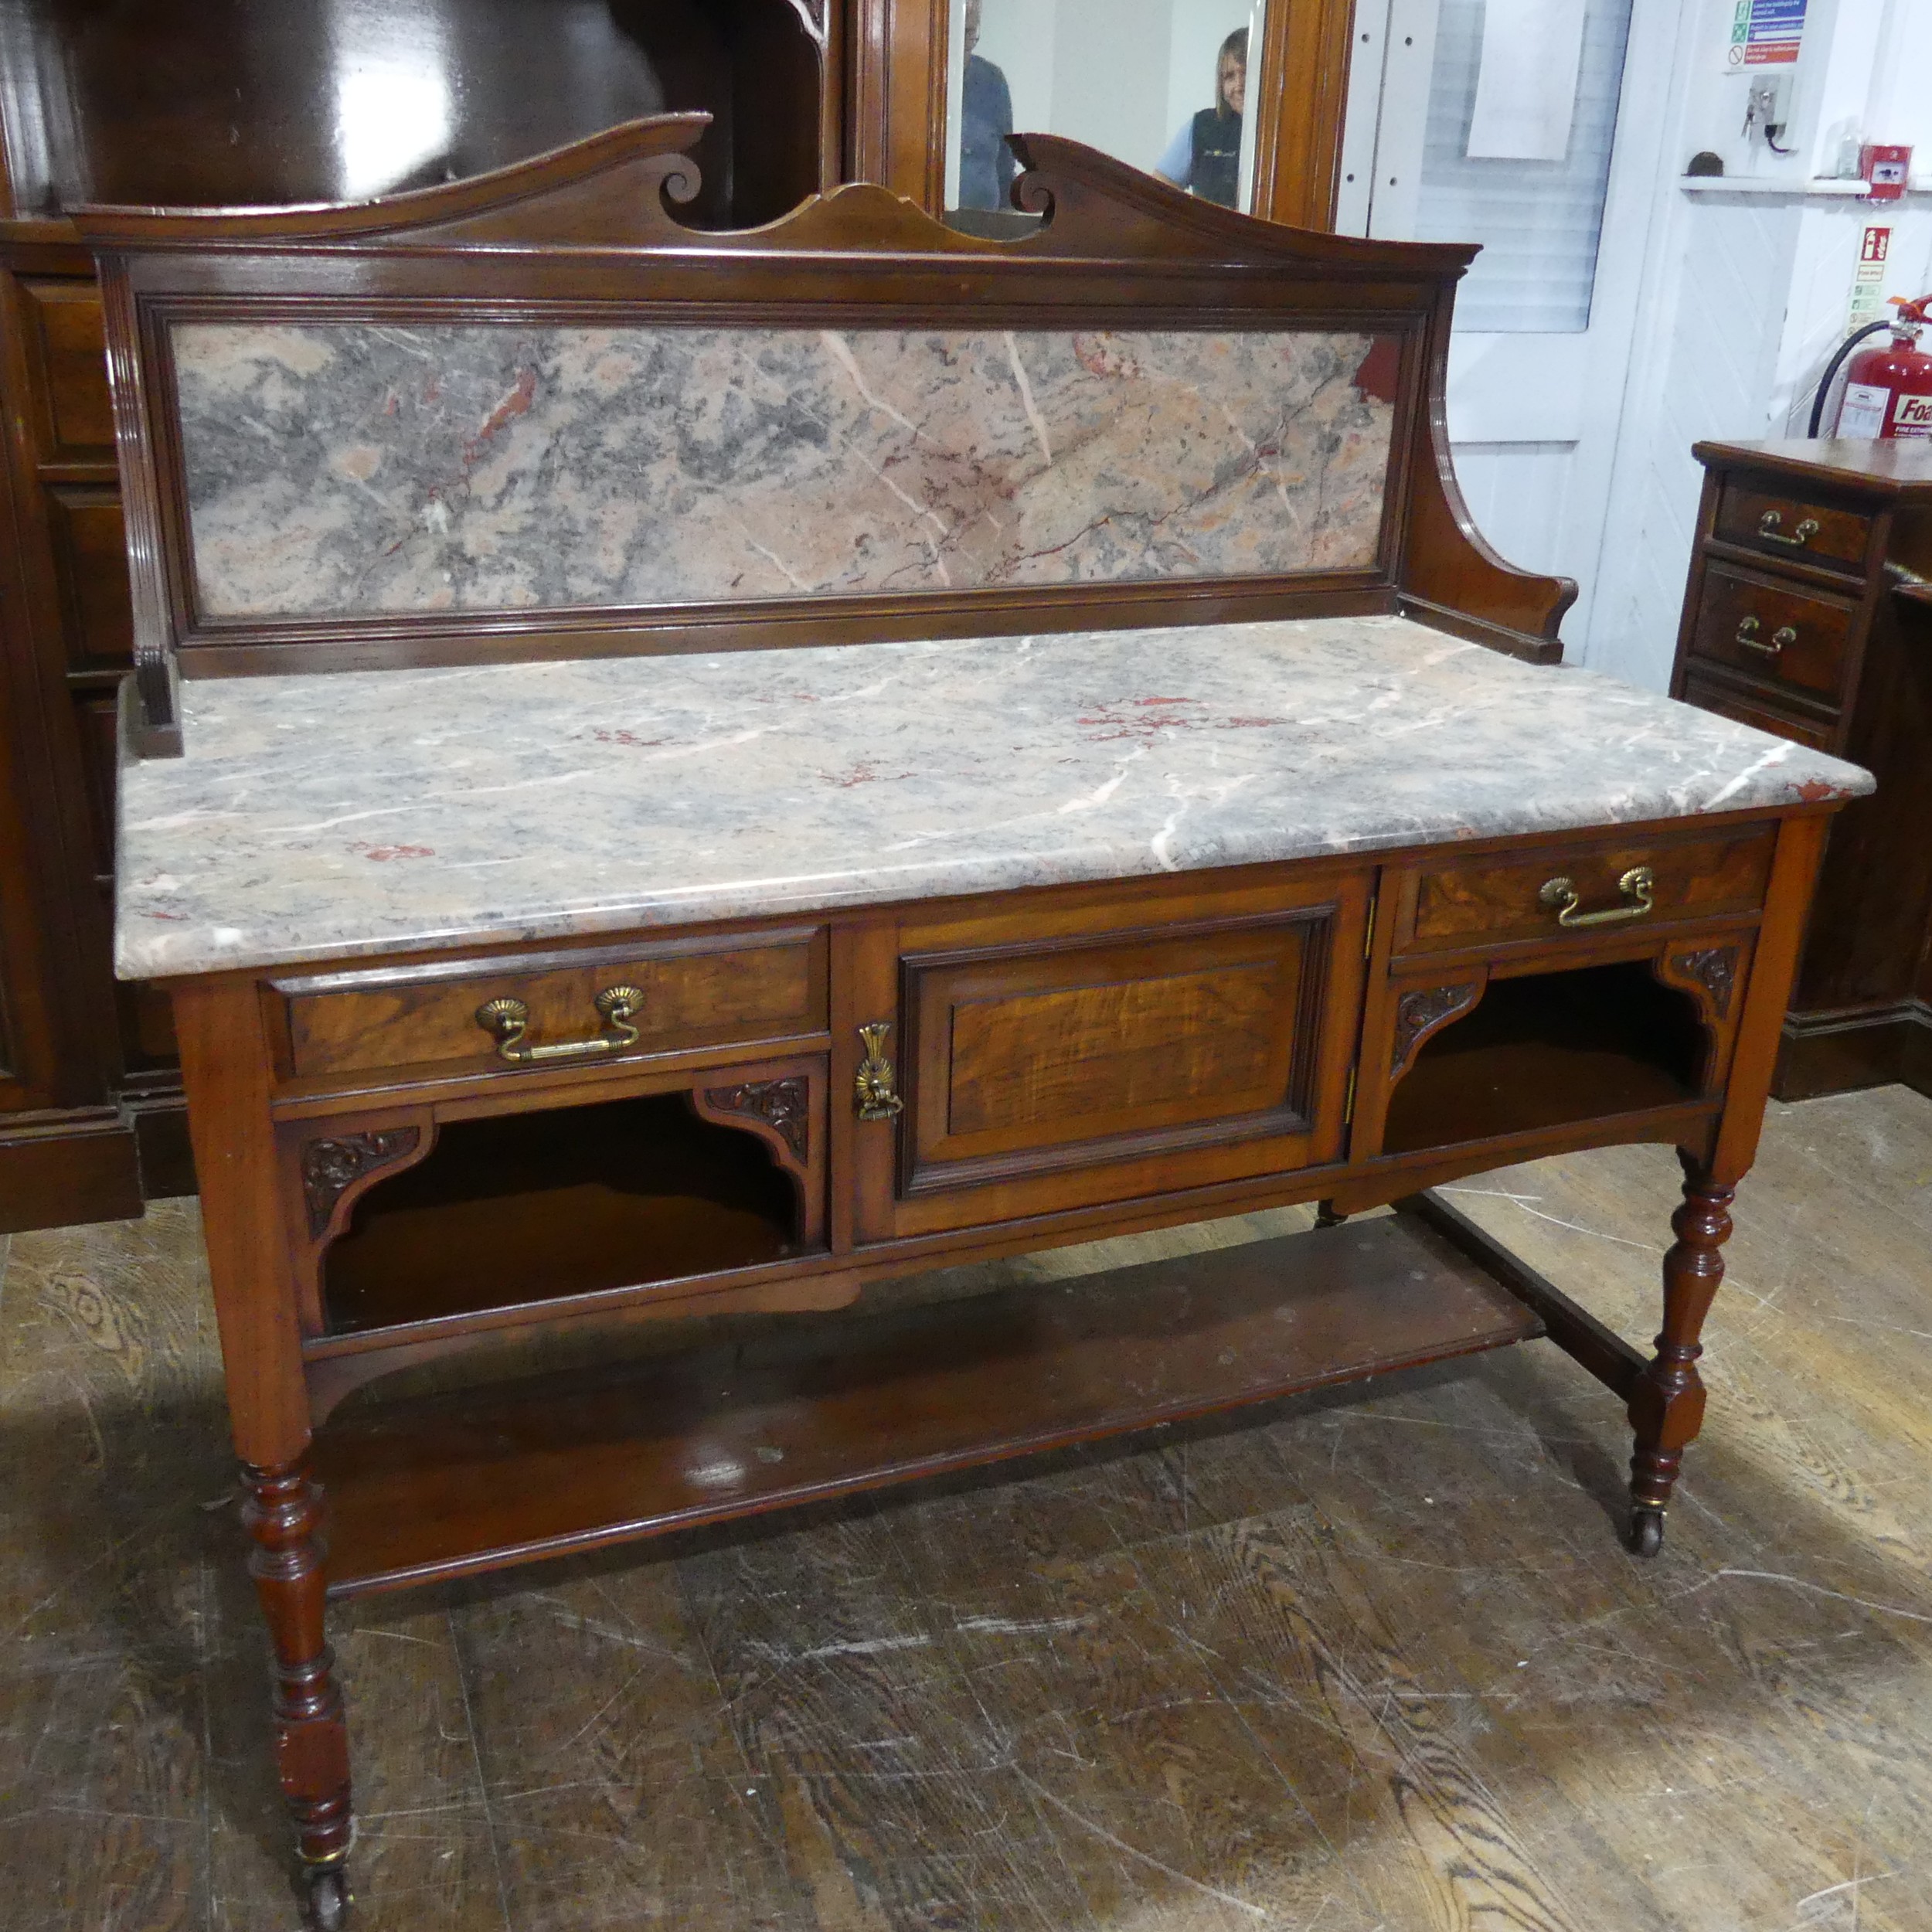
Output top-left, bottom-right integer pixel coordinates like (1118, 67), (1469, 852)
(1687, 563), (1856, 702)
(1398, 826), (1777, 960)
(274, 927), (828, 1082)
(1679, 670), (1835, 752)
(1713, 479), (1872, 574)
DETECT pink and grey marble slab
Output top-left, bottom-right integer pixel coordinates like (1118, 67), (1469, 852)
(172, 323), (1396, 618)
(115, 616), (1873, 980)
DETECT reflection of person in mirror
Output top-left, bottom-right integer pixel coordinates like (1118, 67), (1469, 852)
(1155, 26), (1247, 209)
(958, 0), (1019, 211)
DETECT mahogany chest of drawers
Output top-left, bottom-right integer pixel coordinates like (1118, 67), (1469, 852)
(1672, 438), (1932, 1098)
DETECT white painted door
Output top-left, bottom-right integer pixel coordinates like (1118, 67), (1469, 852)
(1335, 0), (1675, 657)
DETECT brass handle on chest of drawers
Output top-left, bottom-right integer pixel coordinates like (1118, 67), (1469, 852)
(1735, 616), (1798, 658)
(474, 985), (644, 1064)
(854, 1022), (906, 1121)
(1758, 511), (1820, 549)
(1538, 866), (1655, 930)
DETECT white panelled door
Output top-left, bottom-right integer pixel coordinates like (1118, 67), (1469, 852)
(1337, 0), (1673, 657)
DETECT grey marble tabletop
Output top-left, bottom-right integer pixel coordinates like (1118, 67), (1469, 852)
(115, 615), (1873, 979)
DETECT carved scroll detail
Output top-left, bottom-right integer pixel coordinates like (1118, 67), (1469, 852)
(1669, 945), (1740, 1019)
(301, 1129), (421, 1237)
(702, 1077), (810, 1162)
(1390, 983), (1481, 1079)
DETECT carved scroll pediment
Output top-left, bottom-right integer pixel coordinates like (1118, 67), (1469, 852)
(77, 115), (1478, 277)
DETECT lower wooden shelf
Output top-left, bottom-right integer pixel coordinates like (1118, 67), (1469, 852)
(315, 1209), (1545, 1596)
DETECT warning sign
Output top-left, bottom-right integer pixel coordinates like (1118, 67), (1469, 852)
(1849, 224), (1892, 332)
(1726, 0), (1806, 69)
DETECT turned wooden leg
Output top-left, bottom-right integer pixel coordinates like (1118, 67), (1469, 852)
(1625, 1155), (1735, 1558)
(242, 1461), (353, 1928)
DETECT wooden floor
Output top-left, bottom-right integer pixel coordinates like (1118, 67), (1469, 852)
(3, 1089), (1930, 1931)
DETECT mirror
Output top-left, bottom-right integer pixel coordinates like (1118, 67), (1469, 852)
(943, 0), (1270, 229)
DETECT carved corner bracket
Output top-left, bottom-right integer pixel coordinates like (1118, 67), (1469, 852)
(695, 1075), (811, 1172)
(1661, 944), (1743, 1023)
(300, 1127), (427, 1240)
(1389, 981), (1483, 1081)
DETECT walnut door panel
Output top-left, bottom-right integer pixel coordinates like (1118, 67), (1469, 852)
(872, 881), (1368, 1237)
(273, 927), (828, 1086)
(1396, 825), (1776, 962)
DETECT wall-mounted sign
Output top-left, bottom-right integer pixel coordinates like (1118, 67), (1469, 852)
(1849, 224), (1892, 332)
(1726, 0), (1805, 70)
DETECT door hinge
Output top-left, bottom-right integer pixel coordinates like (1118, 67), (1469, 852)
(1344, 1063), (1358, 1124)
(1362, 896), (1378, 963)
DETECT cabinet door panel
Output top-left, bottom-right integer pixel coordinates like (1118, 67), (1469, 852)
(47, 488), (134, 672)
(18, 281), (114, 457)
(871, 872), (1370, 1238)
(928, 934), (1307, 1164)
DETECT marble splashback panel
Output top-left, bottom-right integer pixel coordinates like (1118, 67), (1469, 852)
(171, 323), (1398, 620)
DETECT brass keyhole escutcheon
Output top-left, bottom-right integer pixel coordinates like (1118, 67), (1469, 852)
(854, 1021), (905, 1121)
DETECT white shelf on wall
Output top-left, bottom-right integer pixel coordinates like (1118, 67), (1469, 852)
(1679, 176), (1930, 199)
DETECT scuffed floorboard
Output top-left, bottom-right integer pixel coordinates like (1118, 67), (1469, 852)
(1, 1090), (1928, 1930)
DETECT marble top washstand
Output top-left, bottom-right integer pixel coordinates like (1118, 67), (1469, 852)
(115, 615), (1874, 981)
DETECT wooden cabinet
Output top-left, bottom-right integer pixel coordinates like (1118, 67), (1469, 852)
(1671, 440), (1932, 1100)
(0, 0), (845, 1229)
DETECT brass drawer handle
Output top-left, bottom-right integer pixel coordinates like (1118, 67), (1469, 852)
(854, 1021), (905, 1120)
(1757, 510), (1820, 549)
(1538, 866), (1656, 930)
(1733, 616), (1797, 657)
(474, 985), (643, 1064)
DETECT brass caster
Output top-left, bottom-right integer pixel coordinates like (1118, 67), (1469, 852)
(1629, 1507), (1665, 1560)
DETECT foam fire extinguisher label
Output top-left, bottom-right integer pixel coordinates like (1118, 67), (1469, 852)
(1839, 383), (1893, 437)
(1896, 395), (1932, 437)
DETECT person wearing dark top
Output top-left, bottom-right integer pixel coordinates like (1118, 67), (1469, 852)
(957, 0), (1019, 212)
(1155, 26), (1247, 209)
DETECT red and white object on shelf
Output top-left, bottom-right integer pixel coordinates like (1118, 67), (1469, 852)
(1835, 296), (1932, 438)
(1860, 144), (1913, 202)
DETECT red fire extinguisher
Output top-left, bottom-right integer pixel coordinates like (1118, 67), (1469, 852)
(1834, 295), (1932, 437)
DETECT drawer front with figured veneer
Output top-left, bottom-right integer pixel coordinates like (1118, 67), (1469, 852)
(1688, 564), (1856, 702)
(1713, 482), (1872, 575)
(275, 927), (828, 1084)
(1398, 827), (1777, 961)
(896, 909), (1338, 1206)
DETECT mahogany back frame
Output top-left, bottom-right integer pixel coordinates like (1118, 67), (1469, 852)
(78, 114), (1573, 756)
